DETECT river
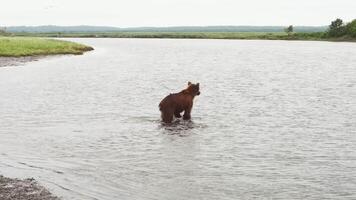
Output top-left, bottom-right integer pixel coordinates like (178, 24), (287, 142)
(0, 38), (355, 199)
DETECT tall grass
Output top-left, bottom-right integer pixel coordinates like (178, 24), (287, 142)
(0, 37), (93, 57)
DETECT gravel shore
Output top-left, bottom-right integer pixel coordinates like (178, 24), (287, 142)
(0, 56), (42, 67)
(0, 175), (59, 200)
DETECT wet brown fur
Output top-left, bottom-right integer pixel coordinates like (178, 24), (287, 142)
(159, 82), (200, 123)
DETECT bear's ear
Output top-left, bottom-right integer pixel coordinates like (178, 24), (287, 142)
(197, 83), (200, 86)
(188, 81), (192, 86)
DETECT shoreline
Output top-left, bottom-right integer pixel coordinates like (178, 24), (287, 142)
(0, 175), (59, 200)
(0, 56), (45, 67)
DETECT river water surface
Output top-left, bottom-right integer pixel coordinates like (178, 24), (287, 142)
(0, 38), (355, 200)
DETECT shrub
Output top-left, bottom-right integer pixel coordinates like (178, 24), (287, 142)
(284, 25), (294, 36)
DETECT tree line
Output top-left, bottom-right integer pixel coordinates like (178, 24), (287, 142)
(327, 18), (356, 38)
(284, 18), (356, 39)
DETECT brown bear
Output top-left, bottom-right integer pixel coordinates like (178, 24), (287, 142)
(159, 82), (200, 123)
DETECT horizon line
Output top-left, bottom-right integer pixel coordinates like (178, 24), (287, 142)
(2, 24), (329, 28)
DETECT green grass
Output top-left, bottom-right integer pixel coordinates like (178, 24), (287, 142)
(0, 37), (93, 57)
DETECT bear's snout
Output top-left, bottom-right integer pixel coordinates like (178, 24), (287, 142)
(197, 91), (201, 96)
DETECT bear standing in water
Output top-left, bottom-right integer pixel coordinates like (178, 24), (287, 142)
(159, 82), (200, 123)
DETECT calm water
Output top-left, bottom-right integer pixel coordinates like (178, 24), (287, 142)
(0, 38), (356, 200)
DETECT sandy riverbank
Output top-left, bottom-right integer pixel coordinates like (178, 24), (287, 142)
(0, 175), (59, 200)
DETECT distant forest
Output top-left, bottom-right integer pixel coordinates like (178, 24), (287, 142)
(2, 25), (327, 33)
(2, 19), (354, 41)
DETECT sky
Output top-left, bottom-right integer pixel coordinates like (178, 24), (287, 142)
(1, 0), (356, 27)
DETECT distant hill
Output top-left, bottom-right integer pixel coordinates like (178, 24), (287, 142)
(2, 25), (328, 33)
(5, 26), (120, 33)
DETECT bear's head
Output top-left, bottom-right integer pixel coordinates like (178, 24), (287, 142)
(184, 82), (200, 96)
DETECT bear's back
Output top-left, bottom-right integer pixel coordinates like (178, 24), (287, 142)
(159, 92), (193, 111)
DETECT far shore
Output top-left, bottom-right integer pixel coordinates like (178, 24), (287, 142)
(8, 32), (356, 43)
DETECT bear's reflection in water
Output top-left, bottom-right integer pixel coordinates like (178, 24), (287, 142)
(159, 119), (207, 136)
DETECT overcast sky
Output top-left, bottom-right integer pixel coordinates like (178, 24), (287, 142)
(1, 0), (355, 27)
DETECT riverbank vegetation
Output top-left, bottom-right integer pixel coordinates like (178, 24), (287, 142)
(0, 37), (93, 57)
(2, 19), (356, 43)
(10, 31), (353, 42)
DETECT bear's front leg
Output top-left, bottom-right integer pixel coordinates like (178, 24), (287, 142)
(183, 106), (192, 120)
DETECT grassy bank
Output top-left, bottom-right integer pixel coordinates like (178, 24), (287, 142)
(0, 37), (93, 57)
(9, 31), (356, 42)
